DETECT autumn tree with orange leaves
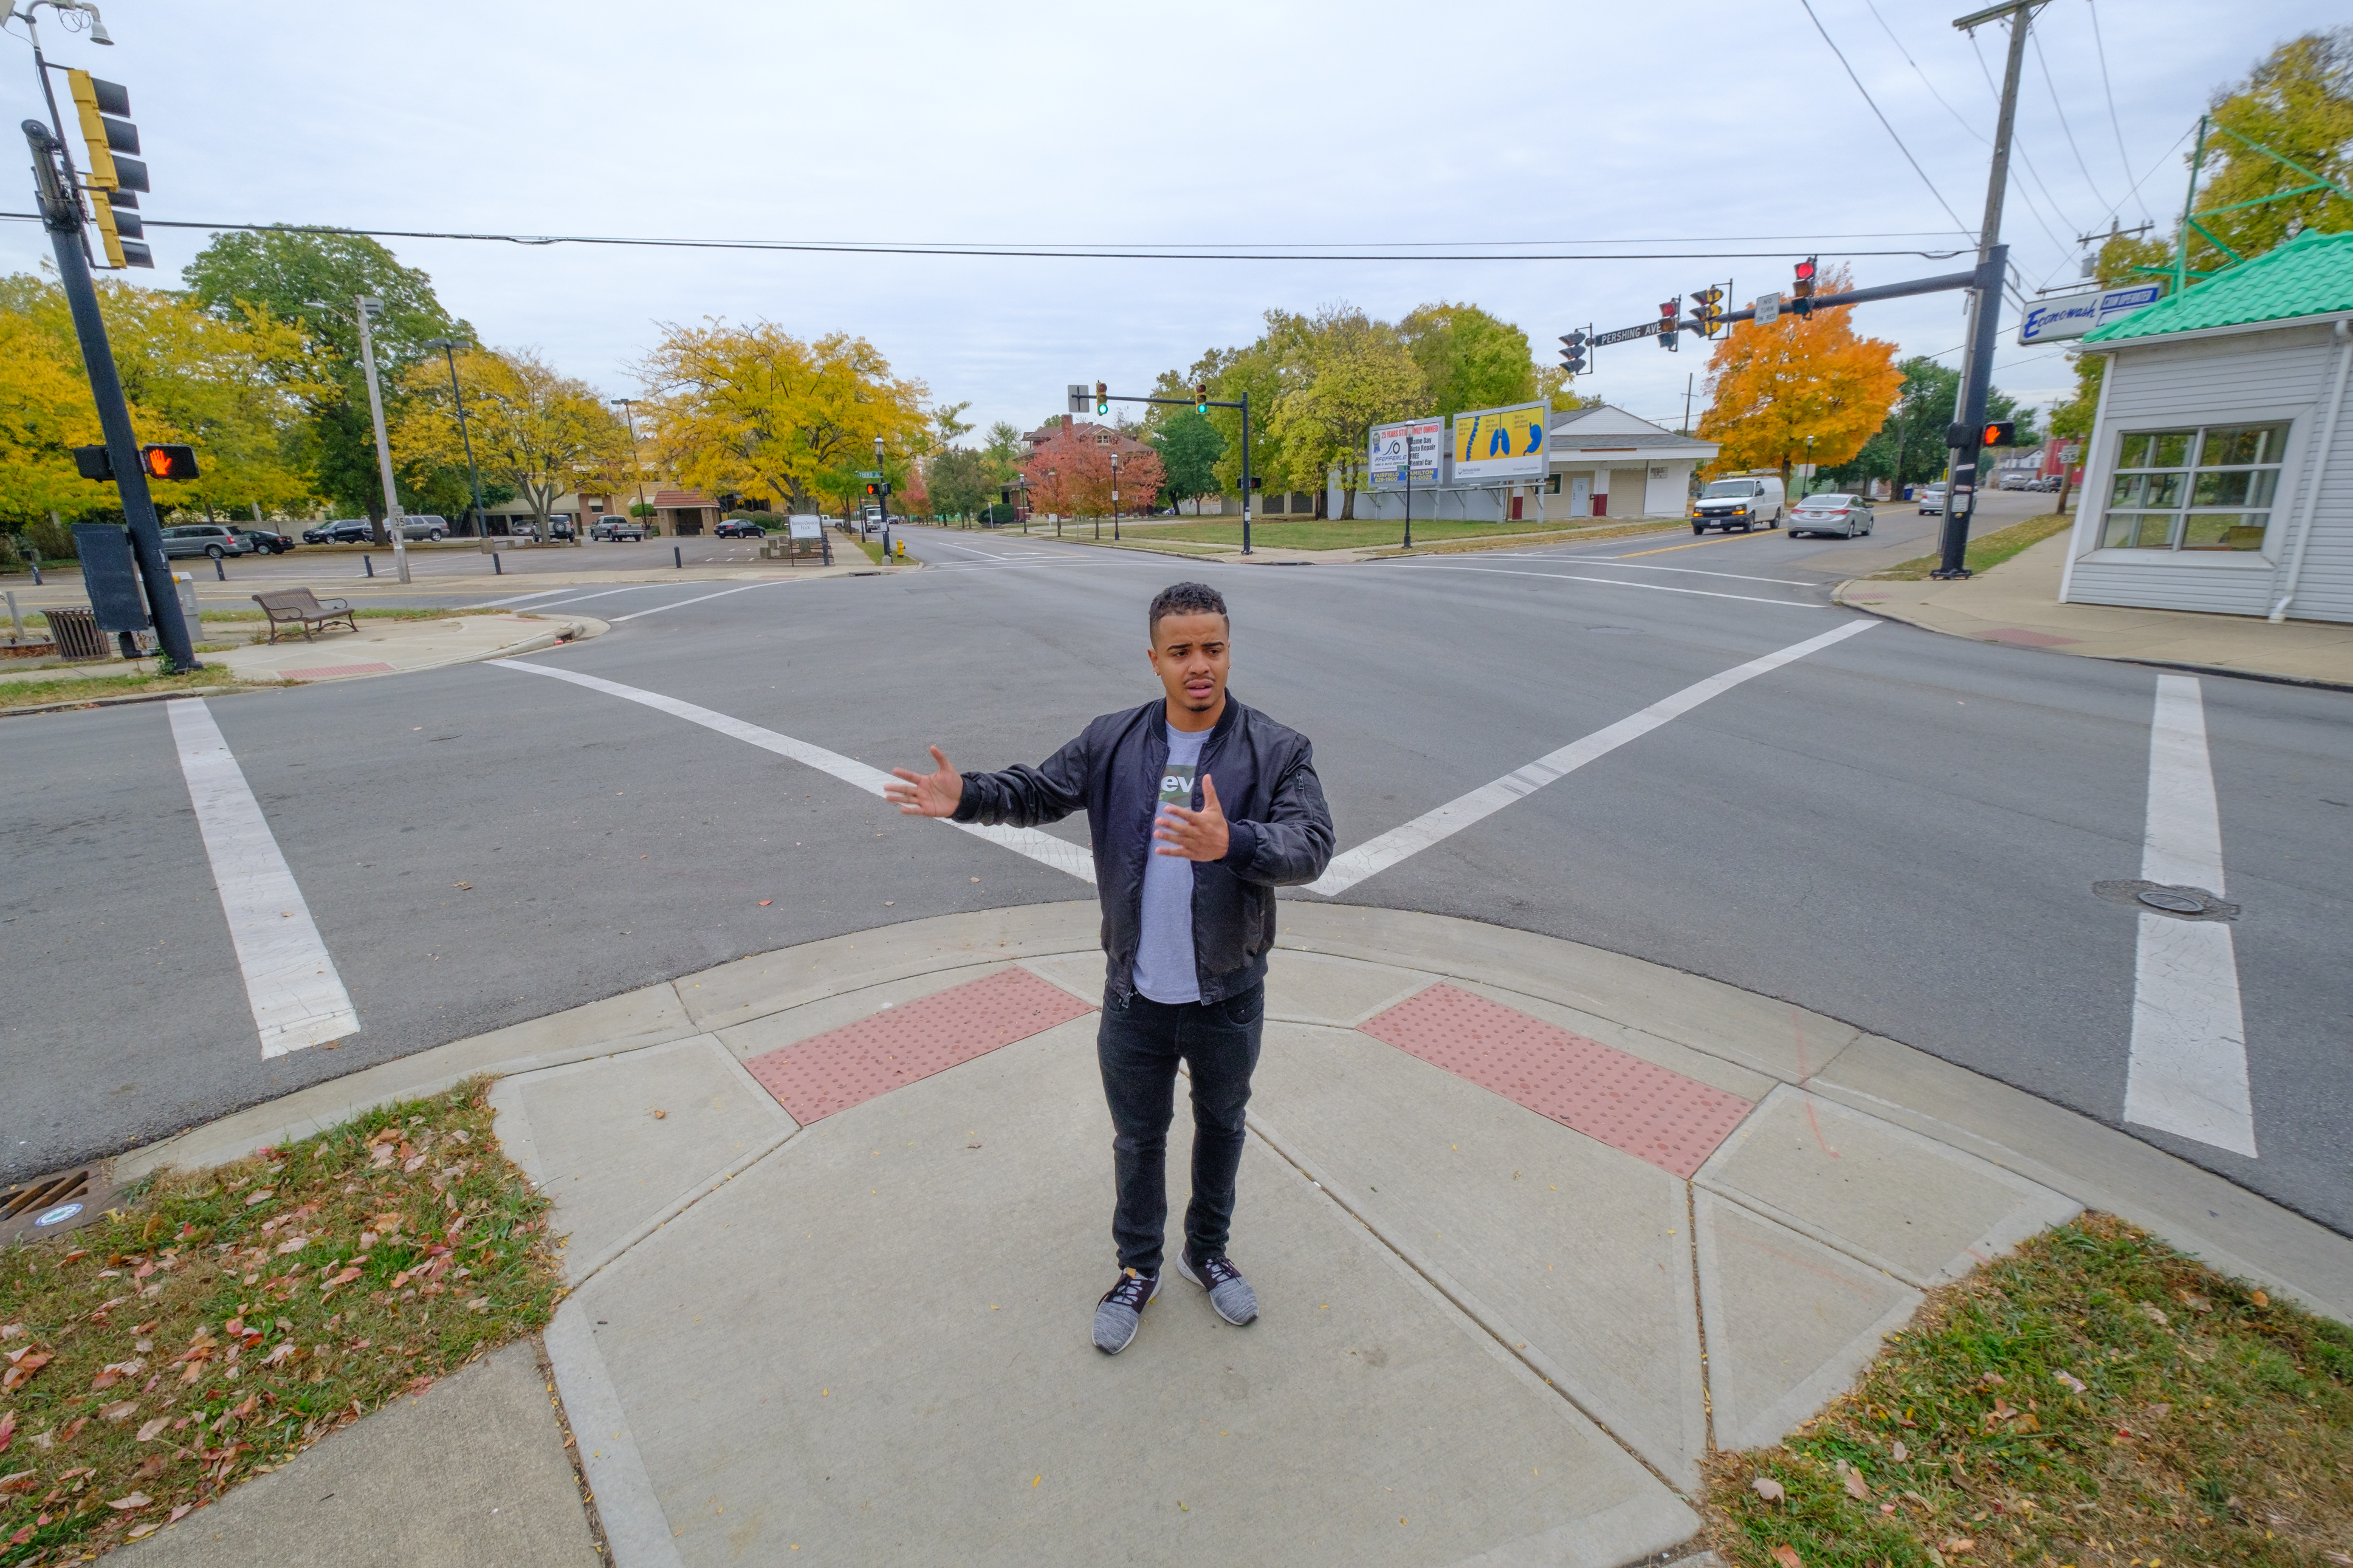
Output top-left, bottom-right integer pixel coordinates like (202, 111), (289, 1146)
(1024, 420), (1164, 522)
(1695, 266), (1903, 489)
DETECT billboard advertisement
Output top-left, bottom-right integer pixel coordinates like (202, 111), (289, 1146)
(1451, 401), (1550, 482)
(1369, 417), (1443, 488)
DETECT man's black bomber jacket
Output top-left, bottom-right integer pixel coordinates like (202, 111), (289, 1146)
(952, 695), (1334, 1005)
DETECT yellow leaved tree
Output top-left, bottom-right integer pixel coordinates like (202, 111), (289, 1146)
(394, 347), (631, 531)
(637, 323), (929, 516)
(1696, 267), (1903, 487)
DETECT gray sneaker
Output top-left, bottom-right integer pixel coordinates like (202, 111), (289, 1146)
(1093, 1267), (1160, 1354)
(1176, 1251), (1259, 1326)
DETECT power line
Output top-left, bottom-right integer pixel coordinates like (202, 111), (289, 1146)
(1796, 0), (1978, 239)
(2030, 25), (2115, 213)
(0, 213), (1974, 262)
(2085, 0), (2154, 225)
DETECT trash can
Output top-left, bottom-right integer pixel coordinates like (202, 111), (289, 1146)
(171, 571), (200, 633)
(46, 606), (106, 662)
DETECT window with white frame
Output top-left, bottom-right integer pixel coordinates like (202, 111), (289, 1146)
(2100, 421), (2290, 553)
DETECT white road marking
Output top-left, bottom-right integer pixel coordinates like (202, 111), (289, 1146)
(1536, 560), (1819, 586)
(483, 587), (573, 608)
(608, 581), (788, 623)
(1306, 620), (1876, 896)
(490, 663), (1096, 884)
(2123, 675), (2256, 1156)
(1391, 563), (1824, 608)
(523, 583), (678, 611)
(166, 699), (358, 1057)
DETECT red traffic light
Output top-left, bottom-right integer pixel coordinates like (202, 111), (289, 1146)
(141, 443), (198, 480)
(1793, 257), (1818, 284)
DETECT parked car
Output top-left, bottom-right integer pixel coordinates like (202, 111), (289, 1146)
(548, 518), (575, 541)
(301, 519), (376, 544)
(2032, 473), (2064, 491)
(1787, 494), (1875, 538)
(591, 518), (647, 541)
(160, 523), (255, 560)
(394, 514), (452, 541)
(714, 518), (766, 539)
(1917, 485), (1948, 515)
(228, 525), (295, 554)
(1688, 474), (1785, 533)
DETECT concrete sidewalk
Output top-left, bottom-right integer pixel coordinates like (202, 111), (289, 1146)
(1839, 532), (2353, 688)
(114, 902), (2353, 1566)
(216, 610), (610, 683)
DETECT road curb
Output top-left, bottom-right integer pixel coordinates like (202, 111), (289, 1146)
(0, 682), (247, 718)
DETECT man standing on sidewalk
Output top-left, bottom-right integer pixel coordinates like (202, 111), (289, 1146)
(884, 581), (1334, 1354)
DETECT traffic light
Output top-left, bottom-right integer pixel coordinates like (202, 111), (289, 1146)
(1791, 256), (1818, 317)
(1195, 382), (1209, 414)
(1559, 330), (1587, 375)
(1657, 300), (1680, 351)
(68, 70), (152, 269)
(1689, 286), (1725, 338)
(1095, 381), (1108, 416)
(142, 444), (198, 481)
(1980, 420), (2016, 448)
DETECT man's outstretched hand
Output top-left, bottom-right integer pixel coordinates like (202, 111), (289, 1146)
(885, 746), (964, 817)
(1155, 772), (1231, 862)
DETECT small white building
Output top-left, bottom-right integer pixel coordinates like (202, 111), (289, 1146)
(1546, 404), (1719, 519)
(2061, 230), (2353, 623)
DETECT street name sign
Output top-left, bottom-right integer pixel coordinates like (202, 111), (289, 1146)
(1369, 417), (1443, 488)
(1451, 400), (1550, 482)
(1594, 320), (1664, 347)
(2018, 283), (2163, 344)
(855, 470), (883, 479)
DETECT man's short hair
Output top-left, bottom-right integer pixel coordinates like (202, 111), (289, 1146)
(1149, 581), (1229, 640)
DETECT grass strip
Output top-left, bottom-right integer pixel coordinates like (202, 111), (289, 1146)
(0, 1080), (560, 1564)
(1106, 513), (1645, 550)
(1872, 513), (2073, 581)
(1367, 519), (1688, 556)
(0, 671), (237, 711)
(1703, 1211), (2353, 1568)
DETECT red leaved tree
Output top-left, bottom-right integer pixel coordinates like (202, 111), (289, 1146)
(1023, 420), (1164, 519)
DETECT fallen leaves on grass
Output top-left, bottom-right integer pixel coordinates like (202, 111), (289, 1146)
(0, 1079), (559, 1566)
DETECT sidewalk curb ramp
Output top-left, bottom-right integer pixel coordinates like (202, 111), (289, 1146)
(108, 903), (2353, 1567)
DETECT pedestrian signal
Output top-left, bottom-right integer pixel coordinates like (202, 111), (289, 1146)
(141, 444), (198, 480)
(1980, 420), (2016, 448)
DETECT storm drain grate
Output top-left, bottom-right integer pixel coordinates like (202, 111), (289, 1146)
(1358, 984), (1754, 1179)
(1, 1165), (116, 1245)
(743, 967), (1097, 1123)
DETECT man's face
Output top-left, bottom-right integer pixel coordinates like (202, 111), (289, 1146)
(1147, 611), (1231, 720)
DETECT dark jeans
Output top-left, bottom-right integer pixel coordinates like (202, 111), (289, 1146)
(1097, 982), (1265, 1276)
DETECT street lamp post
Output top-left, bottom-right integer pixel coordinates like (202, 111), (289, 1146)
(1110, 451), (1121, 541)
(423, 339), (487, 543)
(874, 434), (891, 562)
(611, 397), (648, 540)
(1046, 470), (1057, 537)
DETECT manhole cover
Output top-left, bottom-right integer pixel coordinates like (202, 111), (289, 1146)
(2090, 880), (2239, 922)
(2137, 888), (2207, 914)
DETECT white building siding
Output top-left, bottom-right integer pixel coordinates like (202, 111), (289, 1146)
(2066, 321), (2353, 623)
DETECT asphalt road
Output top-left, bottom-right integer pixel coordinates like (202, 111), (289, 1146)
(6, 500), (2348, 1236)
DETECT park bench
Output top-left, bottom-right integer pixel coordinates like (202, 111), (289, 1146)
(252, 587), (358, 643)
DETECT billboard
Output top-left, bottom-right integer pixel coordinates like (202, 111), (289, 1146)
(1451, 401), (1550, 482)
(1368, 417), (1443, 488)
(2018, 284), (2163, 344)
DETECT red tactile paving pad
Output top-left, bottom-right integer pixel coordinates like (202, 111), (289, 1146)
(743, 967), (1096, 1124)
(1357, 984), (1753, 1178)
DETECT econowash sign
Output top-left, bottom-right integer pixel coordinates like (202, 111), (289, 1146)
(1451, 402), (1550, 482)
(2018, 284), (2163, 344)
(1369, 418), (1443, 488)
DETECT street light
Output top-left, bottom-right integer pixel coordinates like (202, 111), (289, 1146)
(1110, 451), (1120, 541)
(611, 397), (649, 540)
(422, 339), (488, 543)
(874, 434), (891, 561)
(1045, 469), (1057, 538)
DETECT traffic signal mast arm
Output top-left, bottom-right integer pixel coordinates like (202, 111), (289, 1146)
(1700, 261), (1987, 333)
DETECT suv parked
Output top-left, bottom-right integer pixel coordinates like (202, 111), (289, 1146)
(714, 518), (766, 539)
(302, 519), (376, 544)
(592, 518), (647, 541)
(160, 524), (253, 560)
(229, 525), (295, 554)
(394, 515), (453, 541)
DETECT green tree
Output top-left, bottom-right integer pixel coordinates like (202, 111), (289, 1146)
(2174, 30), (2353, 281)
(1833, 357), (2040, 491)
(182, 229), (471, 526)
(980, 420), (1026, 485)
(1263, 306), (1424, 518)
(1150, 409), (1225, 510)
(1398, 302), (1537, 419)
(926, 447), (989, 521)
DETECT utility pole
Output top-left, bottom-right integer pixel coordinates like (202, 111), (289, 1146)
(351, 295), (410, 583)
(20, 120), (197, 669)
(1935, 0), (2041, 578)
(425, 340), (488, 543)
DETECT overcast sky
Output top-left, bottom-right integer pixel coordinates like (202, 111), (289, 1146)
(2, 0), (2339, 441)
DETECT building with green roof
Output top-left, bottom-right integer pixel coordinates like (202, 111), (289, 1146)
(2061, 229), (2353, 624)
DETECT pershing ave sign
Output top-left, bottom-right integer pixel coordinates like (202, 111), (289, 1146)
(2018, 284), (2163, 344)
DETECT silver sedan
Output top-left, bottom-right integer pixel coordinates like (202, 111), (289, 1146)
(1787, 495), (1875, 538)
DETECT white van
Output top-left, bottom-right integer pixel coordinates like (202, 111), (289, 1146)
(1689, 474), (1785, 534)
